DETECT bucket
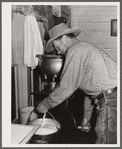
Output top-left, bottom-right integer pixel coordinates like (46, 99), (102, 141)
(19, 106), (38, 124)
(29, 112), (61, 144)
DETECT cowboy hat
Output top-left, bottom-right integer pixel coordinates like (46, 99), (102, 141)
(45, 23), (81, 53)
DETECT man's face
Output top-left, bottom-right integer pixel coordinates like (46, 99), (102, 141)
(52, 36), (67, 55)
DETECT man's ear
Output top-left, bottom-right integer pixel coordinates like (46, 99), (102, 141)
(62, 35), (67, 43)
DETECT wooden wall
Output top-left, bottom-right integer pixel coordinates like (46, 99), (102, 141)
(12, 13), (28, 109)
(12, 13), (45, 109)
(70, 5), (117, 63)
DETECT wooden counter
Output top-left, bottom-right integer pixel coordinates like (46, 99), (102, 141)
(11, 124), (40, 144)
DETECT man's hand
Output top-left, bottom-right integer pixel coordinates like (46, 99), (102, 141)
(36, 101), (48, 113)
(81, 117), (91, 132)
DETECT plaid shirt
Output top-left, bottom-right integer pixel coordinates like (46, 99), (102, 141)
(41, 41), (117, 119)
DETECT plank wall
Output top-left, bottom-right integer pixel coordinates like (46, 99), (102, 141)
(70, 5), (118, 63)
(12, 13), (45, 109)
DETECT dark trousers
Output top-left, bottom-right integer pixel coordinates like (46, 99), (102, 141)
(95, 91), (117, 144)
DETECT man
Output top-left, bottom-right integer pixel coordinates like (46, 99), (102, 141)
(37, 23), (117, 144)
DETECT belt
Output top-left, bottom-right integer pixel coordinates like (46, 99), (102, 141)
(96, 87), (117, 101)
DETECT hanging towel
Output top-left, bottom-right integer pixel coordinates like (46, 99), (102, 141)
(24, 13), (44, 69)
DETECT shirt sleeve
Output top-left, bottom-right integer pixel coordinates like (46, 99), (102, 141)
(43, 45), (86, 108)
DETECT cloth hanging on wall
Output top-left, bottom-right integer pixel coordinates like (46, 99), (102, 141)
(24, 13), (44, 69)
